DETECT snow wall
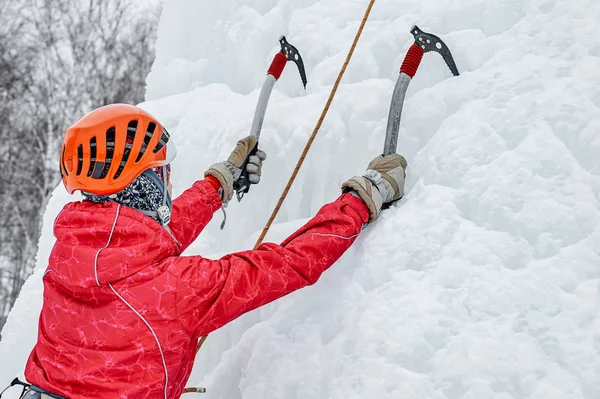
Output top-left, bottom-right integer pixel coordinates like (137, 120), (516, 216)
(2, 0), (600, 398)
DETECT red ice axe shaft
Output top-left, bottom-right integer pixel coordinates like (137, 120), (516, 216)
(383, 25), (459, 156)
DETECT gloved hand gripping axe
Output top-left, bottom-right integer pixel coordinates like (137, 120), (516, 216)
(233, 36), (308, 201)
(383, 25), (459, 156)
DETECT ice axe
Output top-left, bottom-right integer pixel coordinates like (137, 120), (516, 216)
(383, 25), (459, 156)
(186, 42), (307, 393)
(233, 35), (308, 201)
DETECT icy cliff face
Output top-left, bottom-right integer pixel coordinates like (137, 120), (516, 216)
(2, 0), (599, 398)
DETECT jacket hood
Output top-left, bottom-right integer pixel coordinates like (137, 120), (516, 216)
(49, 200), (180, 293)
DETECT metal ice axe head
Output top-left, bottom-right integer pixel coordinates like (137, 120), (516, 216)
(405, 25), (460, 77)
(267, 35), (308, 88)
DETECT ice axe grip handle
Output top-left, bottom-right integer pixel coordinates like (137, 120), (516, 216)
(233, 143), (259, 200)
(400, 44), (424, 78)
(267, 52), (288, 80)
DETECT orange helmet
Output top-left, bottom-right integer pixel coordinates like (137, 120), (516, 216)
(60, 104), (176, 195)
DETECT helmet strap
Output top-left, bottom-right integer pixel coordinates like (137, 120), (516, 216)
(156, 165), (171, 225)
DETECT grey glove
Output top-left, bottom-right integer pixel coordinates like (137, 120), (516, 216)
(342, 153), (407, 222)
(205, 136), (267, 203)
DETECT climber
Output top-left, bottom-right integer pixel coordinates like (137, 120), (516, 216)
(16, 103), (407, 399)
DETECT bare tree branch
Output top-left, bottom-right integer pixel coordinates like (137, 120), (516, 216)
(0, 0), (161, 334)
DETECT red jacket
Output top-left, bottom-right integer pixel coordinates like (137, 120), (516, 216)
(24, 180), (369, 398)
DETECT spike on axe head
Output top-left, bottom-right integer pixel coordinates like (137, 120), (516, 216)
(410, 25), (460, 76)
(279, 35), (308, 89)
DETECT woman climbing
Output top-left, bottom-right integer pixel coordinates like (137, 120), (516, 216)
(16, 103), (407, 398)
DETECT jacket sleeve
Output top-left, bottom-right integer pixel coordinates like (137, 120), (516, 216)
(168, 179), (223, 252)
(167, 193), (369, 337)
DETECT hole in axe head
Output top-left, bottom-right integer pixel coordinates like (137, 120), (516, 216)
(408, 24), (460, 76)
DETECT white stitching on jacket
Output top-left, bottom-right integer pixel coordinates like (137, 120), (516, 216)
(306, 233), (360, 240)
(283, 232), (360, 247)
(109, 283), (169, 399)
(93, 204), (121, 287)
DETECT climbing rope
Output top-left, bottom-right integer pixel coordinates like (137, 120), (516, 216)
(253, 0), (377, 250)
(184, 0), (376, 393)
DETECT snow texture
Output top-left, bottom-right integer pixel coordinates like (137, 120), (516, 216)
(2, 0), (600, 398)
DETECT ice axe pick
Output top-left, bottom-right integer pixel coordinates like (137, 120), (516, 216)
(383, 25), (459, 156)
(234, 35), (308, 202)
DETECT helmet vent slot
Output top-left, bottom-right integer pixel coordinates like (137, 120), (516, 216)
(76, 144), (83, 176)
(153, 128), (170, 154)
(98, 127), (116, 179)
(61, 145), (69, 176)
(135, 122), (156, 162)
(87, 137), (97, 177)
(114, 121), (137, 179)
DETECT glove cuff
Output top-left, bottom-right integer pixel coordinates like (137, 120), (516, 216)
(342, 176), (383, 222)
(205, 162), (234, 203)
